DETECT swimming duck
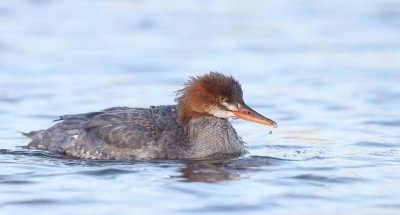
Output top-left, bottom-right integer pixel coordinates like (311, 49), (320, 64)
(25, 72), (277, 160)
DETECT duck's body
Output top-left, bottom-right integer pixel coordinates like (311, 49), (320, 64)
(26, 105), (246, 160)
(25, 72), (277, 160)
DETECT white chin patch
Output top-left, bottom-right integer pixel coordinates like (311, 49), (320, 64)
(208, 106), (235, 119)
(221, 102), (238, 111)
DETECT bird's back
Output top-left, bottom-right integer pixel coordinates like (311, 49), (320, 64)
(26, 105), (185, 160)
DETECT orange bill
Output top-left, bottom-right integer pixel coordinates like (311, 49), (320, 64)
(232, 103), (278, 128)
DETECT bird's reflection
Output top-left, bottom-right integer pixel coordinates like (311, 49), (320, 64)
(176, 156), (274, 183)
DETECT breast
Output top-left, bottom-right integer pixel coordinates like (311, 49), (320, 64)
(184, 117), (248, 159)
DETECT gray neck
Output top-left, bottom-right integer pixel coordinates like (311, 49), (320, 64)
(183, 116), (247, 159)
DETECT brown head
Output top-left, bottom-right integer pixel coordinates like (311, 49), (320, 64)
(175, 72), (278, 127)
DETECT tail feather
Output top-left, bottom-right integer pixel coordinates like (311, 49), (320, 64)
(20, 130), (44, 139)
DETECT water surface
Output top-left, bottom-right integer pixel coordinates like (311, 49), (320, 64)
(1, 0), (400, 214)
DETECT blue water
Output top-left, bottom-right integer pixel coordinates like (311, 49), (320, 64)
(1, 0), (400, 214)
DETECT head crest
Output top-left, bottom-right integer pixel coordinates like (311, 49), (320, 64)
(175, 72), (243, 125)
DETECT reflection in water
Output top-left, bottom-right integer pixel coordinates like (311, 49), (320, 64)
(176, 156), (280, 183)
(178, 159), (242, 183)
(1, 147), (277, 183)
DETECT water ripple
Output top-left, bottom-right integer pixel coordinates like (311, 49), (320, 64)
(76, 168), (137, 176)
(3, 199), (58, 206)
(365, 120), (400, 126)
(289, 174), (365, 184)
(351, 141), (399, 148)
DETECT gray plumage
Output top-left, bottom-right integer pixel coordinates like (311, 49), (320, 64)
(25, 105), (247, 160)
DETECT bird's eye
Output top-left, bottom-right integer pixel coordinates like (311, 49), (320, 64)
(219, 96), (228, 102)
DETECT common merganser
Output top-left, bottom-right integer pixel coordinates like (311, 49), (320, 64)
(24, 72), (277, 160)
